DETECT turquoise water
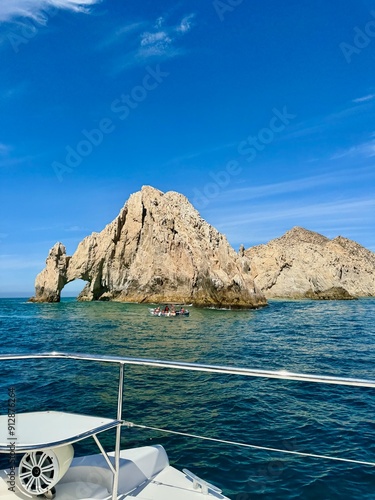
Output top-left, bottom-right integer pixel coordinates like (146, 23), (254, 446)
(0, 298), (374, 499)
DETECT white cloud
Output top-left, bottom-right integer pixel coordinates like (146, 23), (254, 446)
(0, 0), (100, 23)
(203, 194), (375, 251)
(111, 13), (195, 72)
(97, 21), (146, 50)
(140, 30), (172, 56)
(209, 197), (375, 250)
(138, 14), (194, 58)
(330, 139), (375, 160)
(141, 30), (171, 46)
(352, 94), (375, 103)
(330, 147), (357, 160)
(176, 14), (195, 33)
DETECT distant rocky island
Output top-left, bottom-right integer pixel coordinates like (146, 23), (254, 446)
(30, 186), (375, 307)
(246, 226), (375, 299)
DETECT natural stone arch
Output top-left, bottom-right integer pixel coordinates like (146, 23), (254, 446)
(60, 279), (89, 298)
(29, 186), (268, 308)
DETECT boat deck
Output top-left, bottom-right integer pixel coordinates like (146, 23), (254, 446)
(0, 447), (228, 499)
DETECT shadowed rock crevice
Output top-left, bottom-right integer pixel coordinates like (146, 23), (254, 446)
(30, 186), (266, 308)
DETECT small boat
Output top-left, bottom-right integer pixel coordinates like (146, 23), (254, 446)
(149, 306), (189, 317)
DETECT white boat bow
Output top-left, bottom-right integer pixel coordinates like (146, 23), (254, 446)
(0, 352), (374, 499)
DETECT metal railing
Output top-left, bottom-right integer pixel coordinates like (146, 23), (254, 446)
(1, 351), (375, 387)
(1, 351), (375, 499)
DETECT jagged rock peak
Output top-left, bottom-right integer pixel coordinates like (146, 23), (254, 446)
(274, 226), (329, 246)
(30, 186), (266, 309)
(246, 227), (375, 299)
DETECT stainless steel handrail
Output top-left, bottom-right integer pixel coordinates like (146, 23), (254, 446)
(0, 351), (374, 388)
(1, 351), (374, 499)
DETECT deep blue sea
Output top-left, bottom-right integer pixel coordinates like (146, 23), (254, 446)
(0, 298), (374, 499)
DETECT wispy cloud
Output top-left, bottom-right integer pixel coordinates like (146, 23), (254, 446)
(0, 143), (11, 156)
(0, 0), (100, 23)
(0, 82), (28, 101)
(0, 144), (36, 168)
(176, 14), (195, 33)
(0, 148), (47, 168)
(109, 13), (195, 72)
(330, 139), (375, 160)
(220, 197), (375, 228)
(352, 94), (375, 103)
(284, 98), (375, 141)
(213, 173), (340, 203)
(138, 14), (194, 58)
(202, 193), (375, 251)
(97, 21), (146, 50)
(209, 197), (375, 250)
(64, 225), (87, 232)
(165, 140), (237, 166)
(0, 255), (43, 270)
(198, 166), (375, 206)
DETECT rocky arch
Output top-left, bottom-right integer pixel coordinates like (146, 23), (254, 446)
(29, 241), (113, 302)
(29, 186), (268, 308)
(61, 279), (89, 298)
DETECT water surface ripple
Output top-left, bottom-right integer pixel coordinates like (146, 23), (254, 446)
(0, 298), (374, 499)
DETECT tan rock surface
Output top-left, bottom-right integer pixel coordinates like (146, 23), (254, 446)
(29, 242), (69, 303)
(245, 226), (375, 298)
(30, 186), (266, 308)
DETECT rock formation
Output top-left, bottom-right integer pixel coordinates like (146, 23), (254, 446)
(245, 226), (375, 299)
(304, 287), (356, 300)
(30, 186), (266, 308)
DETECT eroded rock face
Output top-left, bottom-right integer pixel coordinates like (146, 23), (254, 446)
(245, 227), (375, 298)
(29, 243), (69, 302)
(30, 186), (267, 308)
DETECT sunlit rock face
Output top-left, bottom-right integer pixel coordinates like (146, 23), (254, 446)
(29, 242), (69, 303)
(30, 186), (267, 309)
(245, 226), (375, 299)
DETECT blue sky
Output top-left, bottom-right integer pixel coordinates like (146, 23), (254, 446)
(0, 0), (375, 296)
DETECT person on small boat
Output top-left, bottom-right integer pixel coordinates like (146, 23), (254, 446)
(164, 305), (169, 313)
(154, 306), (160, 314)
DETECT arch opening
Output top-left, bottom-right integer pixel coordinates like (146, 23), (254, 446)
(60, 279), (88, 298)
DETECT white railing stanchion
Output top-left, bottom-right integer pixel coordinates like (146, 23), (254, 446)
(112, 362), (124, 500)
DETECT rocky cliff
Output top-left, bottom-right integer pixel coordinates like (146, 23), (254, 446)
(245, 226), (375, 298)
(30, 186), (266, 308)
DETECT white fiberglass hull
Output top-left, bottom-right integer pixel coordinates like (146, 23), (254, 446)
(0, 446), (229, 499)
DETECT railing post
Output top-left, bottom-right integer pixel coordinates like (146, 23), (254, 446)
(112, 362), (124, 500)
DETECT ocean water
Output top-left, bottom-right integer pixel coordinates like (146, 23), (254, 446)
(0, 297), (374, 499)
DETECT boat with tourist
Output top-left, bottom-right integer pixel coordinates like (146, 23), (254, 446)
(0, 351), (374, 499)
(149, 305), (190, 317)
